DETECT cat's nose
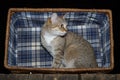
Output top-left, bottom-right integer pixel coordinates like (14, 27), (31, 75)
(63, 31), (67, 35)
(63, 27), (67, 32)
(64, 27), (68, 31)
(62, 29), (67, 33)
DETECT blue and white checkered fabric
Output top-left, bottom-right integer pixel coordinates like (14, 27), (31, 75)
(8, 12), (111, 68)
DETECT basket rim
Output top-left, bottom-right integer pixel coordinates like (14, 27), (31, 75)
(4, 8), (114, 73)
(8, 8), (112, 13)
(4, 64), (114, 73)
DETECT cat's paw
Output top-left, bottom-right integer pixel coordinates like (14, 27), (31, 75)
(51, 62), (58, 68)
(52, 62), (61, 68)
(52, 53), (64, 68)
(52, 59), (62, 68)
(52, 63), (64, 68)
(59, 64), (65, 68)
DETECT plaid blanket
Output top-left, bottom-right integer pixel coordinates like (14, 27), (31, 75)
(8, 12), (110, 68)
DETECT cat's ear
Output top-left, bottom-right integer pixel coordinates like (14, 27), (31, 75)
(61, 15), (65, 19)
(61, 13), (66, 19)
(47, 18), (52, 24)
(51, 13), (58, 24)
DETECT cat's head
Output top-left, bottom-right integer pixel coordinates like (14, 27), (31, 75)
(46, 13), (68, 36)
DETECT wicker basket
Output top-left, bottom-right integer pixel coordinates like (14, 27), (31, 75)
(4, 8), (114, 73)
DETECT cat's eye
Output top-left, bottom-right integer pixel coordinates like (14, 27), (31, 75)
(60, 24), (64, 28)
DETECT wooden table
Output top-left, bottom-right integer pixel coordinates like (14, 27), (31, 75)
(0, 74), (119, 80)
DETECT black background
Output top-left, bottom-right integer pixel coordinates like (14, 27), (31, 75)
(0, 0), (119, 74)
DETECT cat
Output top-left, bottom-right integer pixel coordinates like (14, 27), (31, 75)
(41, 13), (98, 68)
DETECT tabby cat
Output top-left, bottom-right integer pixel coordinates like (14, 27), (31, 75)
(41, 13), (98, 68)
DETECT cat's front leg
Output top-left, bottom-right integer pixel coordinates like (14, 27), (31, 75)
(52, 51), (64, 68)
(51, 37), (65, 68)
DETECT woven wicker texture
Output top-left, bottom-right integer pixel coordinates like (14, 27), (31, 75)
(4, 8), (114, 73)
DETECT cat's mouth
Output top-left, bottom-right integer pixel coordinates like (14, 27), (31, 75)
(59, 32), (67, 37)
